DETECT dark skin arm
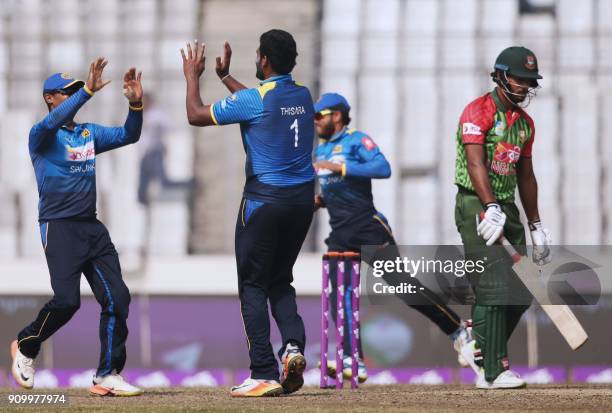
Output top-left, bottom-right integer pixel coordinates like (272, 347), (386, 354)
(465, 144), (496, 205)
(181, 40), (216, 127)
(517, 157), (540, 222)
(215, 41), (248, 94)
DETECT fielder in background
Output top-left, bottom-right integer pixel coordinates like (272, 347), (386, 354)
(454, 46), (551, 389)
(181, 30), (314, 397)
(11, 58), (144, 396)
(313, 93), (472, 383)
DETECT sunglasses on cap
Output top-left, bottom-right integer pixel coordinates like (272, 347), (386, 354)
(314, 109), (333, 120)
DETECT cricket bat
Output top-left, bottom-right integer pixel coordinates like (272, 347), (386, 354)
(477, 214), (589, 350)
(499, 236), (588, 350)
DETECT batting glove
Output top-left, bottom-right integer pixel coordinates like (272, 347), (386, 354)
(477, 203), (506, 246)
(529, 220), (552, 266)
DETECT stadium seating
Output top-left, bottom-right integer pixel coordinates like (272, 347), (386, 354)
(0, 0), (609, 261)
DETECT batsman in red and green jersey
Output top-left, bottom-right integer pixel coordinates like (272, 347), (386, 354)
(454, 46), (552, 389)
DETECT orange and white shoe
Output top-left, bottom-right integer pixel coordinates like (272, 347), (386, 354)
(230, 378), (284, 397)
(89, 373), (143, 397)
(11, 340), (35, 389)
(280, 346), (306, 394)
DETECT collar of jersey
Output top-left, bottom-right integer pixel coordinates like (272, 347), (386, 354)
(60, 122), (81, 132)
(259, 74), (292, 85)
(329, 126), (348, 142)
(491, 88), (511, 112)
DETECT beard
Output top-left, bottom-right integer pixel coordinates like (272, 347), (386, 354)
(255, 59), (265, 80)
(317, 122), (335, 140)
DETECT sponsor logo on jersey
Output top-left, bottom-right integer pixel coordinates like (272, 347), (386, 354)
(81, 128), (90, 138)
(316, 155), (345, 177)
(65, 140), (95, 162)
(361, 137), (376, 151)
(462, 122), (482, 136)
(332, 144), (343, 154)
(70, 164), (95, 174)
(491, 141), (521, 175)
(494, 121), (505, 136)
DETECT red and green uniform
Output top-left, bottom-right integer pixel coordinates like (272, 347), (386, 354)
(455, 89), (535, 201)
(454, 89), (534, 382)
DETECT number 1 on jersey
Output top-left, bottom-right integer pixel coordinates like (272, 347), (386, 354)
(290, 118), (299, 148)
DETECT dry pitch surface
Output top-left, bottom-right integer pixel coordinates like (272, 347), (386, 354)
(1, 385), (612, 413)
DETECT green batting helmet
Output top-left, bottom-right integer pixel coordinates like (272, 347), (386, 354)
(493, 46), (542, 80)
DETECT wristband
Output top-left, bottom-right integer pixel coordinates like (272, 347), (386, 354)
(83, 85), (94, 96)
(221, 74), (231, 81)
(129, 102), (144, 111)
(528, 219), (541, 231)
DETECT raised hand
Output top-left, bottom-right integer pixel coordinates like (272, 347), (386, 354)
(86, 57), (112, 93)
(215, 41), (232, 79)
(123, 67), (143, 103)
(181, 40), (206, 81)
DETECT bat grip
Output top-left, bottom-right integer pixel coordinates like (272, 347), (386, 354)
(476, 211), (521, 263)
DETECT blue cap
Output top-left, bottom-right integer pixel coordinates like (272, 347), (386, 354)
(43, 72), (84, 94)
(314, 93), (351, 113)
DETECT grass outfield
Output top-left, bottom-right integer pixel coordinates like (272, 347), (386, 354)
(1, 384), (612, 412)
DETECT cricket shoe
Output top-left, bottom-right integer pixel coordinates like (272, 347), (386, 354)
(453, 321), (473, 368)
(476, 369), (526, 389)
(280, 345), (306, 394)
(319, 357), (368, 383)
(90, 373), (143, 397)
(230, 378), (284, 397)
(11, 340), (34, 389)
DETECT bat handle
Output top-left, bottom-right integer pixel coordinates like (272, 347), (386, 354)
(476, 211), (521, 263)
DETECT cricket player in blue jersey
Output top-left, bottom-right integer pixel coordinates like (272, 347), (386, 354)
(313, 93), (473, 382)
(10, 58), (144, 396)
(181, 30), (314, 397)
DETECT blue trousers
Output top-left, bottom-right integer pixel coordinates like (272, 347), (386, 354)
(18, 218), (131, 377)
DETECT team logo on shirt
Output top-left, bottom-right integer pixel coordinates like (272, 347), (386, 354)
(361, 137), (376, 151)
(65, 140), (95, 162)
(81, 128), (90, 138)
(332, 144), (343, 154)
(491, 141), (521, 175)
(462, 122), (482, 136)
(221, 94), (237, 109)
(316, 155), (345, 177)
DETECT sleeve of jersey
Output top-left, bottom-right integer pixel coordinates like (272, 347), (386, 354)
(211, 88), (263, 126)
(459, 100), (494, 145)
(94, 107), (143, 155)
(344, 136), (391, 179)
(28, 88), (92, 153)
(521, 116), (536, 158)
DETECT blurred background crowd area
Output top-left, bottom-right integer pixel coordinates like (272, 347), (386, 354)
(0, 0), (611, 268)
